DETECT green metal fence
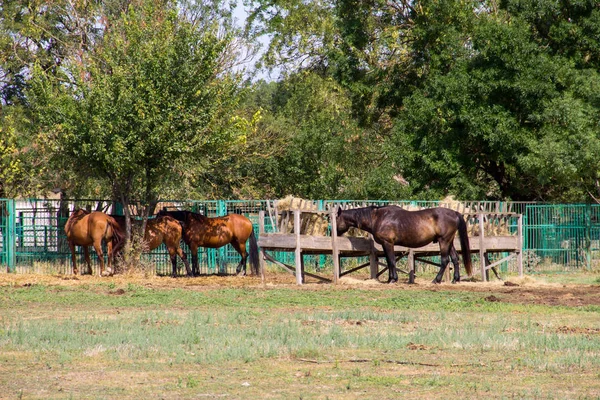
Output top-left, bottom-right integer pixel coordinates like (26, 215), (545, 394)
(523, 204), (598, 272)
(0, 199), (598, 275)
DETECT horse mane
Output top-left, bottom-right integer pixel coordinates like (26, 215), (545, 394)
(346, 206), (378, 222)
(158, 209), (204, 221)
(187, 211), (206, 221)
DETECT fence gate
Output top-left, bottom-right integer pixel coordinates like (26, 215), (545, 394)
(524, 204), (597, 271)
(0, 199), (16, 272)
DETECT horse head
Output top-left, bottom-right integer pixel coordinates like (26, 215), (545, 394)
(335, 207), (351, 236)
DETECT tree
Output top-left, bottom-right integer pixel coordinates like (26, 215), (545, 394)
(392, 1), (600, 201)
(29, 0), (244, 245)
(222, 72), (412, 199)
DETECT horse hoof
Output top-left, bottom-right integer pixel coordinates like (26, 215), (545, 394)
(431, 279), (442, 284)
(387, 279), (398, 284)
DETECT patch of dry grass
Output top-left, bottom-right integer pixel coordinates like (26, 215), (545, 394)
(1, 271), (600, 399)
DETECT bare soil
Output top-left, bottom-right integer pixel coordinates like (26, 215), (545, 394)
(2, 270), (599, 307)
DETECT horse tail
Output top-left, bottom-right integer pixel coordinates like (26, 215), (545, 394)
(248, 228), (260, 276)
(176, 220), (189, 243)
(457, 214), (472, 277)
(107, 216), (126, 254)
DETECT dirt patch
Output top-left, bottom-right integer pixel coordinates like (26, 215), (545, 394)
(1, 271), (599, 307)
(556, 326), (600, 335)
(485, 295), (501, 302)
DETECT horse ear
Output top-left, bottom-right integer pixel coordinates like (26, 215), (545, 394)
(336, 207), (342, 217)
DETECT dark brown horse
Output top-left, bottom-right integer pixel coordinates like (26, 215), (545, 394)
(336, 206), (473, 284)
(64, 209), (125, 276)
(158, 210), (259, 277)
(112, 215), (192, 277)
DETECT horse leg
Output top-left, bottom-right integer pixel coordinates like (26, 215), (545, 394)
(106, 241), (114, 276)
(167, 247), (178, 278)
(381, 242), (398, 283)
(178, 248), (192, 277)
(69, 242), (78, 275)
(232, 241), (247, 276)
(433, 241), (451, 284)
(92, 240), (105, 277)
(190, 244), (199, 276)
(450, 246), (461, 283)
(83, 247), (93, 275)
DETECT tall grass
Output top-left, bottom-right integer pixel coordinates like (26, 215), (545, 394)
(2, 303), (599, 372)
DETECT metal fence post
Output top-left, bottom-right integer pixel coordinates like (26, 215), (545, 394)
(7, 199), (16, 272)
(585, 203), (592, 271)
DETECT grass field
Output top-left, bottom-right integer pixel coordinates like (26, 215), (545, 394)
(0, 270), (599, 399)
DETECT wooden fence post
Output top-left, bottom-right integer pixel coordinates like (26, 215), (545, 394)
(479, 213), (486, 282)
(258, 210), (266, 283)
(331, 208), (340, 284)
(294, 210), (302, 285)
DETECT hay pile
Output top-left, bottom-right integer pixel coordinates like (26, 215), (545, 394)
(276, 196), (328, 236)
(440, 195), (514, 236)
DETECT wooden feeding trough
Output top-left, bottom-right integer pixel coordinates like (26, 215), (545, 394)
(257, 207), (523, 285)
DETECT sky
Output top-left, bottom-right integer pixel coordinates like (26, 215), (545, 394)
(232, 0), (280, 81)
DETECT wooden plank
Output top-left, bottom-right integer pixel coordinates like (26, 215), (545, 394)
(263, 250), (330, 283)
(263, 251), (295, 274)
(340, 261), (369, 277)
(258, 234), (519, 254)
(485, 253), (516, 271)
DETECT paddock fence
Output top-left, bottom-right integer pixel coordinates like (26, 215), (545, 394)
(0, 199), (598, 276)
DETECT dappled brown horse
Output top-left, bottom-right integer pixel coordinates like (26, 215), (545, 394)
(64, 209), (125, 276)
(112, 215), (192, 277)
(336, 206), (473, 284)
(158, 210), (259, 276)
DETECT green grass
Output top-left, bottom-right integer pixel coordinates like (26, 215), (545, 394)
(1, 280), (599, 399)
(0, 282), (594, 312)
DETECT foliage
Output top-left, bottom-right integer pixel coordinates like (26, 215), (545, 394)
(1, 0), (600, 202)
(241, 0), (600, 202)
(0, 108), (49, 198)
(392, 2), (600, 201)
(216, 72), (411, 199)
(29, 0), (244, 212)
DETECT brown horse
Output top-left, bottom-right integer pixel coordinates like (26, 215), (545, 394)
(336, 206), (473, 284)
(158, 210), (259, 276)
(112, 215), (192, 278)
(64, 209), (125, 276)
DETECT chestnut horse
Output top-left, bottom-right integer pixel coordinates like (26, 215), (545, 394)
(111, 215), (192, 278)
(64, 209), (125, 276)
(336, 206), (473, 284)
(157, 209), (259, 277)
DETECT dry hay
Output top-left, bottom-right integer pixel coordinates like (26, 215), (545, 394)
(440, 195), (514, 237)
(338, 277), (381, 286)
(276, 196), (328, 236)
